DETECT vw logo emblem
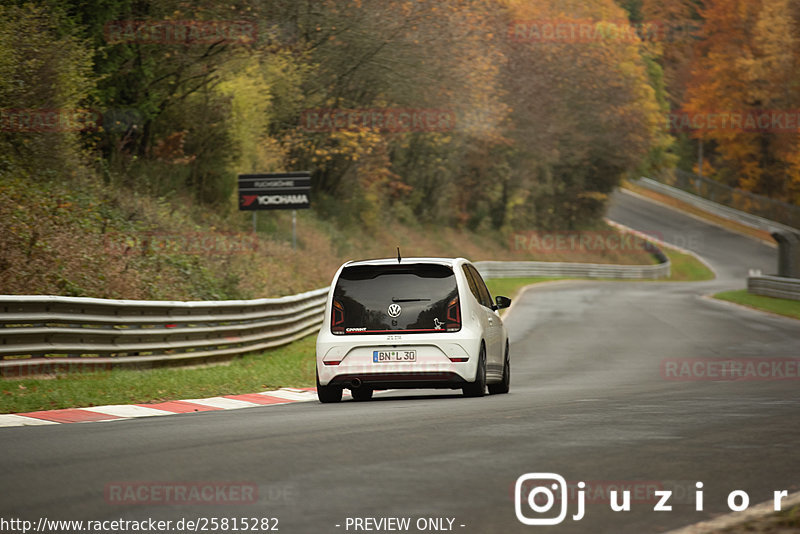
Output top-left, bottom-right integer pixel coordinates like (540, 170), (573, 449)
(387, 303), (402, 318)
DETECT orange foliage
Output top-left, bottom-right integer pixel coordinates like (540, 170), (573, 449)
(675, 0), (800, 202)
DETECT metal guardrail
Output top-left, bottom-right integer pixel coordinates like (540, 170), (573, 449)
(747, 274), (800, 302)
(473, 260), (669, 280)
(653, 169), (800, 230)
(634, 177), (798, 234)
(1, 256), (670, 375)
(0, 288), (328, 375)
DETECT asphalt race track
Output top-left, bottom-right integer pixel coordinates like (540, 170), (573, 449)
(1, 189), (798, 533)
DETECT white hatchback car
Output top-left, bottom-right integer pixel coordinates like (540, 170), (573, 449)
(315, 257), (511, 402)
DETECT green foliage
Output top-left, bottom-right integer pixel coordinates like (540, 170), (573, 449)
(0, 3), (94, 174)
(637, 53), (678, 175)
(662, 247), (715, 281)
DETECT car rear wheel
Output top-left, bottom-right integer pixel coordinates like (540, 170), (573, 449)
(488, 343), (510, 395)
(317, 371), (342, 403)
(351, 387), (374, 401)
(463, 345), (487, 398)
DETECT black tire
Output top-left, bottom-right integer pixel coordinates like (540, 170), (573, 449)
(488, 343), (510, 395)
(317, 372), (342, 403)
(351, 387), (373, 402)
(463, 345), (487, 398)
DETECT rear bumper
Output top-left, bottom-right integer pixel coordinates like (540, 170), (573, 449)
(316, 329), (482, 387)
(329, 372), (466, 389)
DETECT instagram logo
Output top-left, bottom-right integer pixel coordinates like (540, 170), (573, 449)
(515, 473), (580, 525)
(514, 473), (795, 524)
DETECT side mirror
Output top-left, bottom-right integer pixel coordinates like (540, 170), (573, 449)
(495, 295), (512, 310)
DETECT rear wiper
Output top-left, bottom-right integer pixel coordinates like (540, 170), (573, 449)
(391, 297), (431, 302)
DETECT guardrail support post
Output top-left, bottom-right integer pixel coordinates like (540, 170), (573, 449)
(292, 210), (297, 249)
(771, 230), (800, 278)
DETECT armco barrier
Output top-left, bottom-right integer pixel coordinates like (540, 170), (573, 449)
(0, 257), (669, 374)
(0, 288), (328, 375)
(656, 169), (800, 230)
(747, 274), (800, 302)
(473, 260), (669, 280)
(633, 177), (798, 234)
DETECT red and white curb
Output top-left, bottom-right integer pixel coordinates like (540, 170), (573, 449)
(0, 387), (343, 427)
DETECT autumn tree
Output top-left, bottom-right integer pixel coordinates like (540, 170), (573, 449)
(683, 0), (800, 202)
(500, 0), (668, 229)
(277, 0), (511, 229)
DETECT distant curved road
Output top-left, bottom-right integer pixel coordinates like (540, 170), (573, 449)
(608, 188), (775, 283)
(1, 189), (798, 534)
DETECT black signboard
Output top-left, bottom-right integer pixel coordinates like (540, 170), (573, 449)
(238, 172), (311, 211)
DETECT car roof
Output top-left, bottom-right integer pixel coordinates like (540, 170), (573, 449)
(342, 257), (469, 268)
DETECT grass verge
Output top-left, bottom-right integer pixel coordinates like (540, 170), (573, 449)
(663, 247), (715, 281)
(714, 290), (800, 320)
(0, 336), (318, 414)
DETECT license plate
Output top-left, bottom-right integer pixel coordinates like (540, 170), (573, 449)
(373, 350), (416, 363)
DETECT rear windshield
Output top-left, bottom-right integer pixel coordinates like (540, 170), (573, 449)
(331, 263), (461, 335)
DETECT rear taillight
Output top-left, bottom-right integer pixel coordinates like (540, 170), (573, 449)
(446, 297), (460, 331)
(332, 300), (344, 334)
